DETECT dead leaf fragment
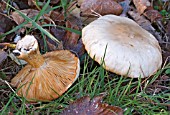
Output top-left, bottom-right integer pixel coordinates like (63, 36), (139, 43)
(62, 20), (85, 57)
(80, 0), (123, 17)
(133, 0), (150, 14)
(12, 9), (39, 25)
(0, 50), (7, 65)
(11, 9), (50, 27)
(144, 8), (162, 22)
(50, 27), (66, 41)
(69, 1), (97, 24)
(60, 95), (123, 115)
(13, 0), (30, 9)
(50, 10), (65, 22)
(133, 0), (162, 22)
(0, 13), (16, 35)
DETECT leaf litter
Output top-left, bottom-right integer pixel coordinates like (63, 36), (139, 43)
(0, 0), (170, 114)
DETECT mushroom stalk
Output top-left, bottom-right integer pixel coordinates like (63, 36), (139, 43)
(24, 50), (45, 68)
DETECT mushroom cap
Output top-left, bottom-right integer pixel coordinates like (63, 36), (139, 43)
(11, 35), (80, 102)
(82, 15), (162, 78)
(13, 35), (38, 60)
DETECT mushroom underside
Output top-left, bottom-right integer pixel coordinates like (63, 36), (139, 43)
(11, 50), (80, 101)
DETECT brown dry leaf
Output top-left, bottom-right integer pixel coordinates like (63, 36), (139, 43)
(0, 13), (16, 35)
(80, 0), (123, 17)
(50, 27), (66, 41)
(144, 9), (162, 22)
(68, 1), (81, 18)
(61, 17), (85, 57)
(60, 95), (123, 115)
(11, 9), (50, 27)
(12, 9), (38, 26)
(65, 20), (80, 46)
(39, 35), (60, 51)
(133, 0), (150, 14)
(13, 0), (30, 9)
(0, 50), (7, 65)
(69, 1), (97, 24)
(50, 10), (65, 22)
(133, 0), (162, 21)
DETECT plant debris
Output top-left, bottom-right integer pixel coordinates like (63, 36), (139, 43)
(60, 95), (123, 115)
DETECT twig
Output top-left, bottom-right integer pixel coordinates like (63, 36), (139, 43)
(91, 9), (102, 17)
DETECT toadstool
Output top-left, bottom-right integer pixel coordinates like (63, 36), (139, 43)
(82, 15), (162, 78)
(11, 35), (80, 102)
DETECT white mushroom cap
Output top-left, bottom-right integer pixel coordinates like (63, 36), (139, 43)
(82, 15), (162, 78)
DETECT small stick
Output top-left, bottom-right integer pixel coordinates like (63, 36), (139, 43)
(91, 9), (102, 17)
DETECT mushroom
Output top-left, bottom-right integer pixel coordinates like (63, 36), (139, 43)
(11, 35), (80, 102)
(82, 15), (162, 78)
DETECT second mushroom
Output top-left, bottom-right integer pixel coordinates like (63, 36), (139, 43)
(82, 15), (162, 78)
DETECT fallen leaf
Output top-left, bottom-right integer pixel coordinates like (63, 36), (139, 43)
(50, 10), (65, 22)
(133, 0), (162, 22)
(11, 9), (50, 27)
(40, 35), (60, 51)
(60, 95), (123, 115)
(13, 0), (30, 9)
(12, 9), (38, 26)
(0, 13), (16, 36)
(144, 9), (162, 22)
(68, 1), (81, 18)
(50, 27), (66, 41)
(69, 1), (98, 24)
(62, 19), (85, 57)
(80, 0), (123, 17)
(0, 50), (7, 65)
(133, 0), (150, 14)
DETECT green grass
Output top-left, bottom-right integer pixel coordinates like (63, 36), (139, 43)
(1, 55), (170, 115)
(0, 0), (170, 115)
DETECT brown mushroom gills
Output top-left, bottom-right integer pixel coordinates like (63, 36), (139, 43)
(11, 35), (80, 102)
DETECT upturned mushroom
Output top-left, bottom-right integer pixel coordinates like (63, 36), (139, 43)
(11, 35), (80, 102)
(82, 15), (162, 78)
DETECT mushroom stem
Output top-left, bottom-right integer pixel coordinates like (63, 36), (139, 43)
(24, 50), (45, 68)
